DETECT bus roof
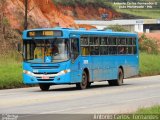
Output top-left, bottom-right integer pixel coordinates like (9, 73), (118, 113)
(23, 27), (138, 40)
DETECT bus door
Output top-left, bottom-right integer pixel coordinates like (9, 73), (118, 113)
(70, 37), (81, 83)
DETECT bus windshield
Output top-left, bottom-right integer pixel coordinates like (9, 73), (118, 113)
(23, 39), (70, 63)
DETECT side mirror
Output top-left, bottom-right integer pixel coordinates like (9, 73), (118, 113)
(17, 42), (21, 52)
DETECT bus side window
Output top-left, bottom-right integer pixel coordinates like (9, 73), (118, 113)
(133, 46), (137, 54)
(100, 46), (108, 55)
(90, 46), (99, 55)
(81, 37), (88, 45)
(81, 47), (89, 56)
(128, 47), (133, 54)
(118, 46), (125, 54)
(133, 38), (136, 45)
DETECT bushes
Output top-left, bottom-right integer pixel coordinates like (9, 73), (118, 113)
(104, 24), (129, 32)
(139, 34), (159, 54)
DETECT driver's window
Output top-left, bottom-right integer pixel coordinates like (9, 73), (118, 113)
(71, 38), (79, 60)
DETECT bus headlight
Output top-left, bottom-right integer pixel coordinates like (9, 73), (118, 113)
(23, 70), (33, 76)
(57, 69), (71, 76)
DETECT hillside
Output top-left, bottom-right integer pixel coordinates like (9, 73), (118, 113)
(3, 0), (77, 30)
(0, 0), (121, 54)
(3, 0), (158, 31)
(1, 0), (159, 55)
(2, 0), (121, 31)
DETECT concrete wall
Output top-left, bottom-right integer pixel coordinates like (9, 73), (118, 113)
(135, 24), (143, 33)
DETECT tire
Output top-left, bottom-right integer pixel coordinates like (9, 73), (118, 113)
(39, 84), (50, 91)
(76, 71), (88, 90)
(108, 68), (124, 86)
(87, 82), (91, 88)
(108, 80), (116, 86)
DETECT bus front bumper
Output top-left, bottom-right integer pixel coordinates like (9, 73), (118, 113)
(23, 70), (71, 84)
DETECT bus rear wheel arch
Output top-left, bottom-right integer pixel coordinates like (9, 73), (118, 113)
(108, 67), (124, 86)
(39, 83), (50, 91)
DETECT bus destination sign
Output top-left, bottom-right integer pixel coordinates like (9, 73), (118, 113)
(27, 30), (63, 37)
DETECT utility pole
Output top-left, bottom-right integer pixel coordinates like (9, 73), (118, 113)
(24, 0), (28, 30)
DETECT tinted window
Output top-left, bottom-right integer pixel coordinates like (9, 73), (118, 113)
(118, 38), (126, 45)
(81, 46), (90, 56)
(127, 38), (133, 45)
(100, 37), (108, 45)
(90, 46), (99, 55)
(81, 37), (88, 45)
(108, 37), (117, 45)
(90, 37), (99, 45)
(100, 46), (108, 55)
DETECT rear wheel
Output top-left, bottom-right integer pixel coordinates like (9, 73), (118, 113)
(108, 68), (123, 86)
(39, 84), (50, 91)
(108, 80), (116, 86)
(76, 71), (88, 90)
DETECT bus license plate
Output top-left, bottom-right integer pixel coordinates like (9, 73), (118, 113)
(42, 75), (49, 79)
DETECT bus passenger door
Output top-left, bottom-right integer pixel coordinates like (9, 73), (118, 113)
(70, 37), (81, 83)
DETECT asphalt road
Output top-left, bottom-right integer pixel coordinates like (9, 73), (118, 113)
(0, 75), (160, 115)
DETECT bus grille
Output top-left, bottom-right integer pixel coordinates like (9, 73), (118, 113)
(33, 72), (58, 74)
(31, 66), (58, 69)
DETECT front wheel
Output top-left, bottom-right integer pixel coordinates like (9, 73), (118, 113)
(39, 84), (50, 91)
(76, 71), (88, 90)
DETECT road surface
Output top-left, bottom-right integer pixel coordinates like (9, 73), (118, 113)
(0, 75), (160, 115)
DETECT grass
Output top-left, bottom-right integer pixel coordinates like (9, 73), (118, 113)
(139, 52), (160, 76)
(135, 105), (160, 114)
(0, 54), (23, 89)
(117, 9), (160, 19)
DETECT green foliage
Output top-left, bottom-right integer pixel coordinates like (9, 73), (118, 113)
(135, 105), (160, 114)
(104, 25), (129, 32)
(117, 9), (160, 19)
(0, 53), (23, 89)
(52, 0), (160, 19)
(139, 52), (160, 76)
(52, 0), (113, 8)
(139, 34), (159, 54)
(2, 17), (9, 26)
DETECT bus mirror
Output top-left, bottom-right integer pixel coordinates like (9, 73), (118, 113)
(17, 43), (21, 52)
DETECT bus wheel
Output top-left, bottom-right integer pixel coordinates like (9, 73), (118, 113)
(117, 68), (123, 86)
(108, 68), (123, 86)
(39, 84), (50, 91)
(76, 71), (88, 90)
(108, 80), (115, 86)
(87, 82), (91, 88)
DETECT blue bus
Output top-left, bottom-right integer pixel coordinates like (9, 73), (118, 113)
(22, 28), (139, 91)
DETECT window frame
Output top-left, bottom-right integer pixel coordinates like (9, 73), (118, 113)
(80, 35), (137, 56)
